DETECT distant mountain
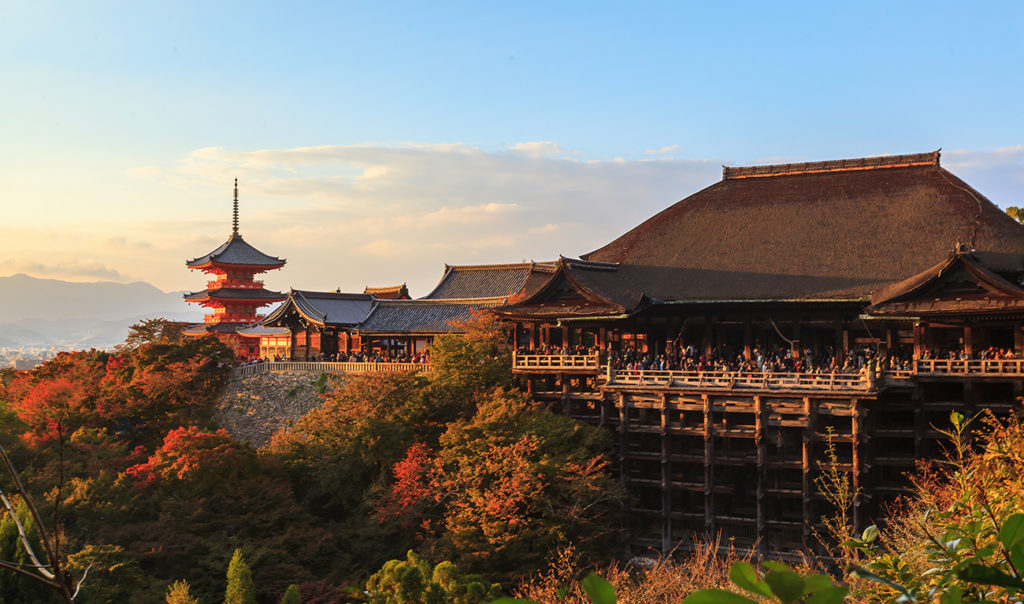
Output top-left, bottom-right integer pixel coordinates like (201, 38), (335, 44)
(0, 274), (205, 349)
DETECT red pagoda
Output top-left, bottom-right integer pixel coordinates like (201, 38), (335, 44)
(183, 180), (286, 358)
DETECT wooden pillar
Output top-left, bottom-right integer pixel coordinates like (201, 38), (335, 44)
(963, 325), (973, 357)
(744, 317), (753, 361)
(703, 394), (714, 534)
(618, 393), (629, 487)
(661, 393), (672, 553)
(792, 321), (801, 358)
(1015, 323), (1023, 357)
(842, 327), (850, 356)
(530, 323), (540, 348)
(599, 327), (607, 350)
(561, 325), (570, 349)
(883, 327), (894, 357)
(834, 319), (844, 358)
(754, 395), (766, 557)
(802, 396), (814, 543)
(561, 374), (571, 416)
(851, 398), (863, 533)
(703, 316), (713, 358)
(913, 322), (922, 359)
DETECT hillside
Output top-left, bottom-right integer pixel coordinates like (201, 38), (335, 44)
(0, 273), (203, 348)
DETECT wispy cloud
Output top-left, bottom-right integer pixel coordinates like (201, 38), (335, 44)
(124, 142), (722, 294)
(643, 145), (679, 156)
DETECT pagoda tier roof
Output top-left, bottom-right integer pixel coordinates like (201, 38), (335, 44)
(184, 287), (286, 302)
(186, 234), (285, 269)
(579, 150), (1024, 303)
(182, 322), (249, 336)
(261, 290), (375, 328)
(363, 284), (411, 299)
(236, 325), (291, 338)
(421, 261), (557, 302)
(355, 299), (495, 336)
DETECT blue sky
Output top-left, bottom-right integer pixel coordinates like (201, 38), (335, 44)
(2, 1), (1023, 298)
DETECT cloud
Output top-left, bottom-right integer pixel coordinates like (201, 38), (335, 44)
(0, 259), (128, 282)
(123, 141), (725, 295)
(509, 141), (577, 158)
(643, 145), (679, 156)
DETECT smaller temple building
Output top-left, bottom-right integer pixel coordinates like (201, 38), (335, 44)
(183, 181), (286, 358)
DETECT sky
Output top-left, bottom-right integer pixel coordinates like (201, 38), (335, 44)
(2, 1), (1024, 304)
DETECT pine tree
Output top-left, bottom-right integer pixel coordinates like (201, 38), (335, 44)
(165, 579), (199, 604)
(279, 583), (301, 604)
(224, 548), (256, 604)
(0, 503), (57, 604)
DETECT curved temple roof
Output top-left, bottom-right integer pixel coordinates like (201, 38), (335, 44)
(187, 234), (286, 269)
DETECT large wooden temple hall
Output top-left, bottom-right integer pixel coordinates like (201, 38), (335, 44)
(188, 150), (1024, 556)
(493, 150), (1024, 555)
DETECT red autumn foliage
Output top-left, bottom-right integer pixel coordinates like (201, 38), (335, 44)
(377, 443), (436, 525)
(126, 426), (255, 489)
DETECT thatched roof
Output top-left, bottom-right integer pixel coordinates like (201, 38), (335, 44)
(582, 151), (1024, 302)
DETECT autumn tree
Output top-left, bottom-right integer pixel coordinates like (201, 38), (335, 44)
(378, 389), (625, 579)
(1007, 206), (1024, 224)
(224, 548), (256, 604)
(120, 318), (187, 350)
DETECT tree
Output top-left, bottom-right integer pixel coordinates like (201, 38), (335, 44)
(224, 548), (256, 604)
(378, 389), (625, 578)
(365, 550), (501, 604)
(279, 583), (301, 604)
(429, 310), (511, 398)
(165, 579), (199, 604)
(120, 318), (187, 351)
(1007, 206), (1024, 225)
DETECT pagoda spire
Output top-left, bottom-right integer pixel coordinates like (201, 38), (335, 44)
(232, 178), (240, 236)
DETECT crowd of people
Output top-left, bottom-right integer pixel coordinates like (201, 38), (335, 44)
(517, 342), (919, 376)
(235, 350), (431, 365)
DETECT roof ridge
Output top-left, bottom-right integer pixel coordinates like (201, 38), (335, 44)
(723, 150), (940, 180)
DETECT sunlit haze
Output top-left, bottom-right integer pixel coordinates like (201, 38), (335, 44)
(3, 1), (1023, 306)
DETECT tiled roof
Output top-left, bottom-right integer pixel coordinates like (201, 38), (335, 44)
(183, 288), (285, 301)
(364, 284), (411, 299)
(355, 300), (489, 334)
(262, 290), (374, 327)
(422, 262), (557, 301)
(187, 234), (285, 268)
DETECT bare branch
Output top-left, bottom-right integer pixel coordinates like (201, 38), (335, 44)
(0, 490), (55, 579)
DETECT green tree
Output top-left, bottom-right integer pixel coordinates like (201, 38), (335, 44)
(1007, 206), (1024, 225)
(279, 583), (301, 604)
(166, 579), (200, 604)
(224, 548), (256, 604)
(429, 310), (511, 398)
(120, 318), (187, 350)
(0, 502), (58, 604)
(365, 550), (501, 604)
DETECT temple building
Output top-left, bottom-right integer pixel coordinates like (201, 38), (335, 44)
(495, 151), (1024, 555)
(183, 180), (286, 358)
(243, 262), (556, 360)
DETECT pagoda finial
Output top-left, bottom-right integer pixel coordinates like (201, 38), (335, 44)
(232, 178), (239, 236)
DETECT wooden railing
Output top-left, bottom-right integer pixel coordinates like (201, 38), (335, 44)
(915, 358), (1024, 375)
(231, 361), (430, 377)
(512, 353), (600, 371)
(607, 369), (874, 392)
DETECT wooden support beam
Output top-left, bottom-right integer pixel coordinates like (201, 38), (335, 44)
(851, 398), (863, 533)
(802, 396), (814, 544)
(704, 317), (713, 359)
(755, 395), (766, 558)
(661, 393), (672, 554)
(1016, 324), (1023, 358)
(703, 394), (714, 535)
(561, 374), (571, 416)
(963, 325), (973, 357)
